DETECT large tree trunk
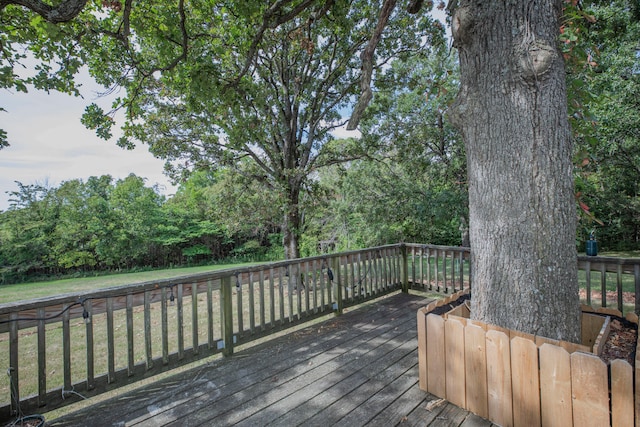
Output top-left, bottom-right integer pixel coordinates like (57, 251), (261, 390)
(448, 0), (581, 342)
(282, 183), (301, 260)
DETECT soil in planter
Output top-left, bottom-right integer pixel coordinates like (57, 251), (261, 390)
(429, 293), (470, 316)
(599, 315), (637, 366)
(429, 293), (637, 366)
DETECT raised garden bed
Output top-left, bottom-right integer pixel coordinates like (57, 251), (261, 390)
(417, 289), (639, 426)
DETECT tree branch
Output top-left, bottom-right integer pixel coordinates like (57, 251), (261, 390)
(347, 0), (397, 130)
(1, 0), (88, 23)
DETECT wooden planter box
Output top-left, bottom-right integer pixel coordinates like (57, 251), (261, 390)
(417, 290), (639, 427)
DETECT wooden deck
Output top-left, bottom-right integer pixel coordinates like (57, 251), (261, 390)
(47, 292), (495, 427)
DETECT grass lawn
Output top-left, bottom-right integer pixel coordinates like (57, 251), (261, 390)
(0, 262), (257, 305)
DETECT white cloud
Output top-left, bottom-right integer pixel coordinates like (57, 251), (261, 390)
(0, 81), (176, 211)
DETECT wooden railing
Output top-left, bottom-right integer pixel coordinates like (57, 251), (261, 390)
(0, 242), (638, 421)
(0, 244), (408, 421)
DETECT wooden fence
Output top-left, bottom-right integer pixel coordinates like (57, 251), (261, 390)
(0, 245), (407, 421)
(417, 290), (639, 427)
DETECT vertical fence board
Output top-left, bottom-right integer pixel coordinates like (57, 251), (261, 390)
(445, 318), (466, 409)
(434, 250), (440, 292)
(236, 275), (244, 332)
(107, 297), (116, 381)
(442, 251), (448, 292)
(426, 247), (431, 290)
(62, 309), (71, 391)
(37, 308), (47, 406)
(161, 287), (169, 365)
(465, 324), (488, 418)
(617, 265), (624, 313)
(207, 279), (214, 347)
(249, 272), (255, 333)
(511, 337), (540, 427)
(126, 293), (134, 376)
(611, 359), (633, 427)
(259, 270), (266, 329)
(486, 330), (513, 427)
(84, 300), (95, 391)
(176, 283), (184, 360)
(9, 313), (19, 415)
(539, 343), (572, 427)
(600, 264), (607, 307)
(426, 314), (446, 398)
(417, 310), (428, 391)
(144, 290), (153, 369)
(570, 352), (609, 427)
(191, 283), (199, 354)
(585, 262), (592, 306)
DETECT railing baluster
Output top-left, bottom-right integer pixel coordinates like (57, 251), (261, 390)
(295, 263), (302, 320)
(442, 250), (448, 293)
(9, 312), (19, 416)
(249, 272), (255, 334)
(161, 288), (169, 365)
(235, 274), (243, 334)
(37, 307), (47, 406)
(617, 264), (623, 313)
(312, 260), (318, 313)
(220, 276), (234, 357)
(259, 270), (266, 330)
(600, 263), (607, 308)
(268, 267), (276, 325)
(426, 247), (432, 290)
(144, 290), (153, 369)
(126, 293), (134, 376)
(585, 261), (592, 306)
(62, 308), (71, 392)
(458, 251), (464, 291)
(191, 282), (199, 354)
(304, 261), (310, 316)
(207, 279), (214, 349)
(177, 283), (184, 360)
(635, 264), (640, 317)
(107, 297), (116, 381)
(279, 266), (285, 324)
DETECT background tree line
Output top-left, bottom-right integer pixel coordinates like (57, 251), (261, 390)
(2, 0), (640, 286)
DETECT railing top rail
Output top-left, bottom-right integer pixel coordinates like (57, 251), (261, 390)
(577, 254), (640, 266)
(404, 243), (471, 253)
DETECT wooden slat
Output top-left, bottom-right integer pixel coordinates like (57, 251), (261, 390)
(445, 318), (466, 409)
(539, 343), (572, 427)
(585, 261), (592, 306)
(417, 309), (428, 391)
(248, 272), (255, 333)
(63, 307), (72, 391)
(617, 264), (624, 313)
(107, 297), (116, 382)
(161, 287), (169, 365)
(126, 293), (134, 375)
(177, 283), (184, 360)
(464, 323), (488, 418)
(570, 351), (609, 427)
(426, 313), (446, 398)
(144, 290), (153, 369)
(511, 337), (540, 427)
(600, 263), (607, 307)
(611, 359), (633, 427)
(259, 270), (266, 328)
(37, 307), (47, 406)
(434, 250), (440, 291)
(486, 330), (512, 427)
(9, 312), (19, 414)
(207, 279), (215, 347)
(191, 282), (199, 354)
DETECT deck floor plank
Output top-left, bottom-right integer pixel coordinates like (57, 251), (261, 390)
(48, 292), (490, 427)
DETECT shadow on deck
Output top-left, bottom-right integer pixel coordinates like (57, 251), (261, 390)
(47, 292), (496, 427)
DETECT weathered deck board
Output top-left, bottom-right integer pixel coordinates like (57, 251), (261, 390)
(48, 292), (497, 427)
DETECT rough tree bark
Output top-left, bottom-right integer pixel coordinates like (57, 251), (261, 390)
(448, 0), (581, 342)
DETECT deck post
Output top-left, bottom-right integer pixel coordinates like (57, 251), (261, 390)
(401, 244), (409, 293)
(221, 276), (234, 357)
